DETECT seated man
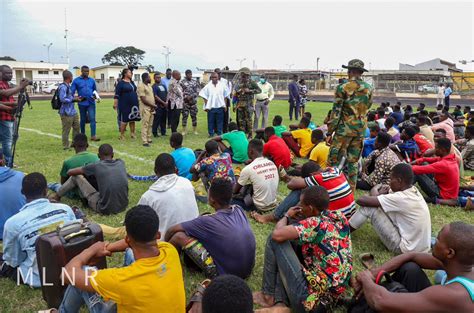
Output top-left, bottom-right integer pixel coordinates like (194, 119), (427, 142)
(432, 112), (455, 143)
(253, 186), (352, 312)
(459, 125), (474, 171)
(417, 116), (434, 144)
(390, 126), (419, 162)
(213, 122), (249, 164)
(281, 117), (314, 158)
(358, 132), (401, 191)
(413, 125), (434, 156)
(201, 275), (253, 313)
(1, 173), (77, 287)
(362, 124), (380, 158)
(303, 111), (317, 130)
(252, 161), (356, 223)
(412, 137), (460, 205)
(232, 139), (279, 212)
(138, 153), (199, 236)
(376, 108), (387, 130)
(272, 115), (287, 137)
(262, 126), (292, 169)
(354, 222), (474, 313)
(165, 178), (256, 279)
(190, 140), (235, 190)
(425, 128), (464, 176)
(385, 117), (400, 142)
(389, 104), (404, 125)
(59, 205), (186, 312)
(48, 133), (99, 195)
(308, 129), (330, 168)
(350, 163), (431, 254)
(51, 144), (129, 215)
(0, 149), (25, 240)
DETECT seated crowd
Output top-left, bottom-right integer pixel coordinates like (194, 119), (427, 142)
(0, 100), (473, 313)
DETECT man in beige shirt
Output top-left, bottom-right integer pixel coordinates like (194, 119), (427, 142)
(254, 74), (275, 130)
(417, 116), (434, 144)
(137, 72), (157, 147)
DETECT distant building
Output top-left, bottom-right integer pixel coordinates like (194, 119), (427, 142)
(0, 60), (69, 84)
(89, 65), (149, 92)
(399, 58), (461, 72)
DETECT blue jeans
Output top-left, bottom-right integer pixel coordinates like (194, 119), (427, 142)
(274, 190), (301, 220)
(79, 104), (96, 137)
(458, 190), (474, 207)
(59, 249), (135, 313)
(0, 120), (14, 166)
(207, 108), (224, 136)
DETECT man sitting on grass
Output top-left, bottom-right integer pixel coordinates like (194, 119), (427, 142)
(232, 139), (279, 212)
(51, 144), (129, 215)
(350, 163), (431, 254)
(362, 124), (380, 158)
(165, 178), (256, 279)
(308, 129), (330, 168)
(303, 111), (317, 130)
(412, 137), (460, 205)
(281, 117), (314, 158)
(385, 117), (400, 142)
(262, 126), (292, 169)
(58, 205), (186, 313)
(212, 122), (249, 164)
(1, 173), (77, 287)
(354, 221), (474, 313)
(253, 186), (352, 312)
(190, 140), (235, 191)
(390, 126), (419, 162)
(272, 115), (287, 137)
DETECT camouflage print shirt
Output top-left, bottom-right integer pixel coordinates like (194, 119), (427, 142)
(233, 80), (262, 109)
(180, 78), (201, 106)
(328, 78), (373, 137)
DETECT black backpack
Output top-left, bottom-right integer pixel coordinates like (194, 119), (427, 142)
(51, 83), (68, 110)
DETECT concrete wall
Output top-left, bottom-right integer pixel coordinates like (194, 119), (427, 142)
(1, 60), (69, 84)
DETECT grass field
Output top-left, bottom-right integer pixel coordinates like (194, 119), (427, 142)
(0, 99), (472, 312)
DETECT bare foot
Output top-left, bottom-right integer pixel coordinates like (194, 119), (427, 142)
(48, 194), (60, 203)
(255, 303), (291, 313)
(253, 291), (274, 308)
(251, 211), (276, 224)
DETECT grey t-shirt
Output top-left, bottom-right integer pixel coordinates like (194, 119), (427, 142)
(82, 159), (128, 214)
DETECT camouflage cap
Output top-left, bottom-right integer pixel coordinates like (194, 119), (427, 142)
(342, 59), (368, 72)
(238, 67), (251, 75)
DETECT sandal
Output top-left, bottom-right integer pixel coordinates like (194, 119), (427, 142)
(359, 253), (375, 270)
(186, 279), (211, 312)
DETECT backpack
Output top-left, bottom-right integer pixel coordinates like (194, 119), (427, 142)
(51, 83), (68, 110)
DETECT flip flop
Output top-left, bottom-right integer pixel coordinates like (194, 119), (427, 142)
(186, 279), (211, 312)
(359, 253), (375, 270)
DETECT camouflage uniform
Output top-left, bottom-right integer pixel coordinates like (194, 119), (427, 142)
(327, 59), (373, 191)
(180, 78), (201, 127)
(233, 68), (261, 137)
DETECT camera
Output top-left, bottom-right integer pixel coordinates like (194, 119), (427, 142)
(128, 64), (139, 71)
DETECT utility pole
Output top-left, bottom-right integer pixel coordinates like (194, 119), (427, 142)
(316, 57), (320, 72)
(162, 46), (171, 69)
(64, 9), (69, 66)
(43, 43), (53, 63)
(236, 58), (247, 68)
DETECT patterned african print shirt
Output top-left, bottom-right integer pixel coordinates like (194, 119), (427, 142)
(328, 78), (373, 137)
(194, 152), (235, 183)
(167, 78), (184, 109)
(233, 80), (261, 109)
(180, 78), (201, 105)
(361, 147), (401, 187)
(294, 210), (352, 310)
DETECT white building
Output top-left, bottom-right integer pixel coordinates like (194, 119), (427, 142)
(91, 65), (149, 92)
(399, 58), (461, 72)
(0, 60), (69, 84)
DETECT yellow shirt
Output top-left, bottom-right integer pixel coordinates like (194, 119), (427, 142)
(90, 242), (185, 313)
(309, 142), (330, 168)
(291, 128), (314, 158)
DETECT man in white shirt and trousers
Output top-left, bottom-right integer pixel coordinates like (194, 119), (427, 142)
(254, 74), (275, 130)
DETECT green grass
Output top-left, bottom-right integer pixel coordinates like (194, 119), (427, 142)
(0, 99), (473, 312)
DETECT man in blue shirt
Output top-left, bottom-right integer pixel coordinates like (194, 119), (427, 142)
(444, 83), (453, 110)
(160, 68), (172, 90)
(0, 173), (76, 287)
(59, 70), (81, 150)
(71, 65), (100, 141)
(288, 74), (301, 121)
(0, 150), (25, 240)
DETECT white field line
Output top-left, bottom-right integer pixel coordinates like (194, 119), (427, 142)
(20, 127), (154, 164)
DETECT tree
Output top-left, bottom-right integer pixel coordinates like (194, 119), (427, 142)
(0, 56), (16, 61)
(101, 46), (145, 66)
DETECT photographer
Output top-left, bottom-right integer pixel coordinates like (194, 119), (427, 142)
(0, 65), (31, 167)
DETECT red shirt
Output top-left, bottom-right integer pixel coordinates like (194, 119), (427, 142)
(412, 154), (459, 199)
(0, 81), (15, 121)
(263, 135), (292, 169)
(414, 133), (433, 155)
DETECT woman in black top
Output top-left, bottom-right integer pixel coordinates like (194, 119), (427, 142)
(114, 68), (141, 140)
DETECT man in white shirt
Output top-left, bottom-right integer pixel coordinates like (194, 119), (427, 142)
(437, 83), (445, 106)
(349, 163), (431, 254)
(199, 72), (230, 137)
(215, 68), (233, 132)
(138, 153), (199, 237)
(232, 139), (279, 212)
(254, 74), (275, 130)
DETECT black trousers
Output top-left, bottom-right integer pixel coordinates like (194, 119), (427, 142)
(152, 107), (167, 136)
(169, 108), (182, 133)
(356, 179), (372, 191)
(444, 96), (450, 110)
(392, 262), (432, 292)
(414, 173), (439, 203)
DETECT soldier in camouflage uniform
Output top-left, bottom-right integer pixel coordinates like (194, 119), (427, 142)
(327, 59), (373, 191)
(180, 69), (201, 135)
(232, 67), (261, 138)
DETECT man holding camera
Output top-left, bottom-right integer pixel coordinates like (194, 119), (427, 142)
(0, 65), (31, 167)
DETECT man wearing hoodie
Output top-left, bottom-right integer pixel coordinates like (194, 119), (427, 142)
(138, 153), (199, 237)
(0, 150), (25, 240)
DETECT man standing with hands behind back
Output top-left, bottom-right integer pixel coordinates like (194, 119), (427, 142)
(71, 65), (100, 141)
(254, 74), (274, 130)
(137, 72), (157, 147)
(327, 59), (373, 191)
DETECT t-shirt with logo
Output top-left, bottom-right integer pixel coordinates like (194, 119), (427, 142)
(238, 157), (279, 211)
(304, 167), (356, 219)
(90, 242), (186, 313)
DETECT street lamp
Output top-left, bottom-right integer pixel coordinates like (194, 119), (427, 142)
(43, 43), (53, 63)
(316, 57), (320, 72)
(236, 58), (247, 68)
(162, 46), (171, 69)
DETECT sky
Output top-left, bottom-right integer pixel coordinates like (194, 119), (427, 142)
(1, 0), (473, 72)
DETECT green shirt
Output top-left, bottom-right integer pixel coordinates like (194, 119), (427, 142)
(273, 125), (287, 137)
(60, 151), (100, 178)
(221, 131), (249, 163)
